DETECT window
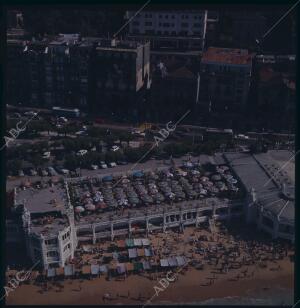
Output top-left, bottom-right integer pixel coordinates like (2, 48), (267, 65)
(194, 23), (201, 28)
(45, 238), (58, 246)
(145, 21), (152, 26)
(47, 251), (58, 257)
(165, 14), (168, 19)
(133, 21), (139, 26)
(181, 23), (188, 27)
(171, 15), (175, 19)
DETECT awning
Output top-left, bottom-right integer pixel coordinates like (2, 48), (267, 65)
(142, 238), (150, 246)
(168, 257), (178, 267)
(55, 267), (64, 276)
(133, 238), (143, 246)
(117, 263), (126, 274)
(99, 265), (108, 273)
(142, 261), (151, 270)
(137, 248), (145, 257)
(64, 264), (75, 276)
(144, 248), (153, 257)
(47, 268), (56, 278)
(160, 259), (169, 267)
(91, 264), (100, 275)
(133, 262), (143, 271)
(117, 240), (126, 248)
(126, 239), (134, 247)
(176, 256), (187, 266)
(128, 248), (138, 259)
(125, 262), (134, 271)
(82, 265), (91, 275)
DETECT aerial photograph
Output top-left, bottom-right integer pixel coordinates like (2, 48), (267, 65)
(4, 2), (296, 306)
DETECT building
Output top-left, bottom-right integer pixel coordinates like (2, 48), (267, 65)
(224, 150), (294, 242)
(7, 182), (77, 269)
(6, 35), (150, 120)
(89, 38), (150, 122)
(150, 63), (199, 122)
(6, 151), (294, 269)
(125, 10), (207, 51)
(199, 47), (254, 112)
(217, 10), (266, 49)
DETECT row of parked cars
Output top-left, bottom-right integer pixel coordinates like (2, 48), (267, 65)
(17, 166), (70, 177)
(16, 161), (129, 177)
(90, 160), (128, 170)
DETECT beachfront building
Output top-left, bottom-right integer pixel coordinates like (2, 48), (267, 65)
(224, 150), (295, 242)
(7, 182), (78, 269)
(7, 151), (294, 269)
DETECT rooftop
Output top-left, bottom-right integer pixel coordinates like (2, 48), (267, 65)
(15, 182), (67, 214)
(202, 47), (253, 65)
(224, 151), (294, 222)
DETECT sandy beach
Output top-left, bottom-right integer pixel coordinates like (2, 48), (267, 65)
(6, 223), (294, 306)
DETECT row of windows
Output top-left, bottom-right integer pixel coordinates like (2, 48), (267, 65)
(138, 13), (202, 20)
(133, 21), (202, 28)
(45, 238), (58, 246)
(62, 230), (70, 241)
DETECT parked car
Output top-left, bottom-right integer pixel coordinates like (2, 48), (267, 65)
(77, 149), (88, 156)
(47, 167), (58, 176)
(91, 164), (98, 170)
(100, 163), (108, 169)
(54, 166), (63, 174)
(111, 145), (120, 152)
(43, 151), (51, 159)
(117, 161), (128, 165)
(61, 169), (70, 175)
(29, 168), (37, 176)
(18, 170), (24, 177)
(109, 162), (117, 167)
(39, 168), (48, 176)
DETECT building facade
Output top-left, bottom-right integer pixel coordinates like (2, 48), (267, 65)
(125, 10), (207, 51)
(199, 47), (253, 112)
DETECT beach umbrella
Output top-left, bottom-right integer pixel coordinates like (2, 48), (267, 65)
(85, 203), (96, 211)
(133, 171), (144, 178)
(75, 206), (85, 213)
(103, 176), (113, 182)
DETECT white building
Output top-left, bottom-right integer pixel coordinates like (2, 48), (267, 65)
(125, 10), (207, 50)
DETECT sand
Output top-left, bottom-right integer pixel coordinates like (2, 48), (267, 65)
(6, 224), (294, 305)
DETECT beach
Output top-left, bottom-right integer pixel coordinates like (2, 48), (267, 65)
(7, 224), (294, 306)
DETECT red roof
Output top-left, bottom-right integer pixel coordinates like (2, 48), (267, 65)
(202, 47), (253, 65)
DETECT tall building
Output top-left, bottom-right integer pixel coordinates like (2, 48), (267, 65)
(199, 47), (254, 112)
(89, 38), (150, 122)
(125, 10), (207, 51)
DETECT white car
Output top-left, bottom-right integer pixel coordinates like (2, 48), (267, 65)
(101, 163), (108, 169)
(77, 149), (88, 156)
(61, 169), (70, 175)
(109, 162), (117, 167)
(58, 117), (68, 123)
(24, 111), (37, 117)
(75, 131), (85, 135)
(91, 164), (98, 170)
(111, 145), (120, 152)
(43, 151), (51, 159)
